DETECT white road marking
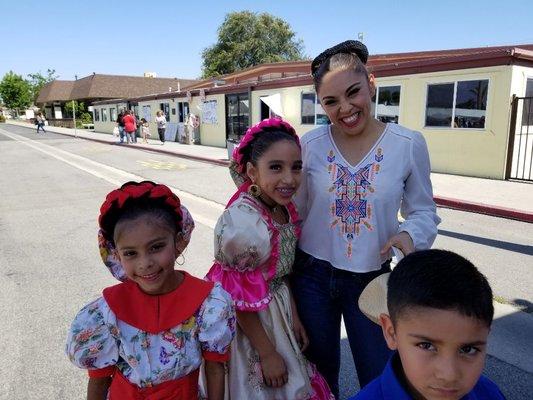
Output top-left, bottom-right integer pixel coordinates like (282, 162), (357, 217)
(0, 128), (222, 229)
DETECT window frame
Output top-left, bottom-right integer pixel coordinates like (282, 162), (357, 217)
(177, 101), (189, 123)
(372, 84), (402, 124)
(300, 91), (329, 125)
(424, 78), (490, 130)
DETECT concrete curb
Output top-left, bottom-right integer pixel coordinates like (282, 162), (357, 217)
(5, 122), (532, 223)
(434, 195), (533, 223)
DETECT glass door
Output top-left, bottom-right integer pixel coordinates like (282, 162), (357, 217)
(226, 93), (249, 141)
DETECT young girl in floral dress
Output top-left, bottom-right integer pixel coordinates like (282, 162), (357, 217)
(66, 181), (235, 400)
(205, 119), (334, 399)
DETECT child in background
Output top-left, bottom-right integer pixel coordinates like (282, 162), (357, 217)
(66, 181), (235, 400)
(205, 119), (333, 399)
(140, 118), (150, 143)
(351, 249), (506, 400)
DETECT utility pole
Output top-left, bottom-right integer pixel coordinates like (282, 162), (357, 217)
(73, 75), (77, 138)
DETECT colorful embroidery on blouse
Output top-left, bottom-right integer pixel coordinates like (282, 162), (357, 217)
(328, 148), (383, 258)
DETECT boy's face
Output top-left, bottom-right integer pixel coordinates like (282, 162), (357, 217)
(380, 308), (490, 400)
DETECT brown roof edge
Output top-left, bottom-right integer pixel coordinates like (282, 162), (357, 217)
(370, 43), (533, 60)
(92, 75), (315, 105)
(369, 48), (533, 77)
(92, 45), (533, 105)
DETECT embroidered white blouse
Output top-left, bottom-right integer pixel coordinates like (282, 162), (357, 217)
(294, 123), (441, 272)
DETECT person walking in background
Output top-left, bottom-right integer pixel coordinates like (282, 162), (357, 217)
(140, 118), (150, 143)
(36, 113), (46, 133)
(116, 109), (125, 143)
(155, 110), (167, 144)
(291, 40), (441, 398)
(122, 110), (136, 144)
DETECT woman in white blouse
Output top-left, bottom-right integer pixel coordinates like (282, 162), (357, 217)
(291, 40), (441, 398)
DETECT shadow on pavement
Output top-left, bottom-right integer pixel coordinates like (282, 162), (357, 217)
(438, 229), (533, 256)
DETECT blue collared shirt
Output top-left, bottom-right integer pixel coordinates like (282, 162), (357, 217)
(349, 352), (506, 400)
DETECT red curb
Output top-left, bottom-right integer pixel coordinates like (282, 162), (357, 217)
(434, 195), (533, 223)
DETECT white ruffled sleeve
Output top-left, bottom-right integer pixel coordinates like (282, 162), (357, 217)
(214, 199), (272, 271)
(197, 283), (236, 362)
(65, 297), (119, 375)
(206, 197), (276, 311)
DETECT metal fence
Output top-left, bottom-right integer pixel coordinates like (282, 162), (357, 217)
(507, 96), (533, 181)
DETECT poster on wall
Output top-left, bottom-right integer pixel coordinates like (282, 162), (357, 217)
(142, 105), (152, 121)
(202, 100), (217, 124)
(165, 122), (178, 142)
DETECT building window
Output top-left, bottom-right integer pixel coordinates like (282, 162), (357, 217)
(142, 105), (151, 121)
(372, 85), (401, 123)
(110, 107), (117, 122)
(178, 102), (189, 123)
(102, 108), (108, 122)
(94, 108), (100, 122)
(425, 79), (488, 129)
(301, 92), (329, 125)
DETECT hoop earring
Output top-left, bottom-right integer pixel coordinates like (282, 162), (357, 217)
(176, 254), (185, 266)
(248, 183), (261, 197)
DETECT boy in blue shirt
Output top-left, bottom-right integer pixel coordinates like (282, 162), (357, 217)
(351, 249), (505, 400)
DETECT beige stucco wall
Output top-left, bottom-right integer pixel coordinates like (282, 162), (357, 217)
(93, 103), (119, 134)
(251, 85), (319, 137)
(192, 93), (227, 147)
(374, 66), (514, 179)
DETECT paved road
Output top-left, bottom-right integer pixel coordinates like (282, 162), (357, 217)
(1, 125), (532, 399)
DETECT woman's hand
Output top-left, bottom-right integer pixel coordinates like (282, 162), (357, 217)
(260, 351), (288, 388)
(292, 311), (309, 352)
(380, 231), (414, 257)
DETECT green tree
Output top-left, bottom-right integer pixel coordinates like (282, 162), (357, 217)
(64, 100), (92, 127)
(201, 11), (305, 78)
(0, 71), (32, 115)
(28, 68), (58, 103)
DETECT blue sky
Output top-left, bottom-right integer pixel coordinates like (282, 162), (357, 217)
(2, 0), (532, 81)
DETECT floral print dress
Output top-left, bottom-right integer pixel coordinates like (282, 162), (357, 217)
(66, 272), (235, 391)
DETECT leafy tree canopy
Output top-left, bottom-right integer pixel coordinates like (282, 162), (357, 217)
(201, 11), (306, 78)
(28, 68), (58, 103)
(0, 71), (32, 111)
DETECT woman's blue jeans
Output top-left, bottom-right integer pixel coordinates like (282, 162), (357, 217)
(291, 248), (392, 398)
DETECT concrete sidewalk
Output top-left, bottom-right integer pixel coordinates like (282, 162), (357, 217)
(7, 120), (533, 222)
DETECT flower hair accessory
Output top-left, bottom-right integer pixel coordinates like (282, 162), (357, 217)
(97, 181), (195, 281)
(311, 40), (369, 77)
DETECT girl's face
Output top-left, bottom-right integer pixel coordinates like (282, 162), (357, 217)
(318, 68), (376, 137)
(247, 140), (302, 207)
(114, 214), (181, 295)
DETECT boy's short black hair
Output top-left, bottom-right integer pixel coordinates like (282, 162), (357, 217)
(387, 249), (494, 327)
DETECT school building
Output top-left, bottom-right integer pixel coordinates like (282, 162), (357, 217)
(92, 44), (533, 181)
(36, 73), (198, 128)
